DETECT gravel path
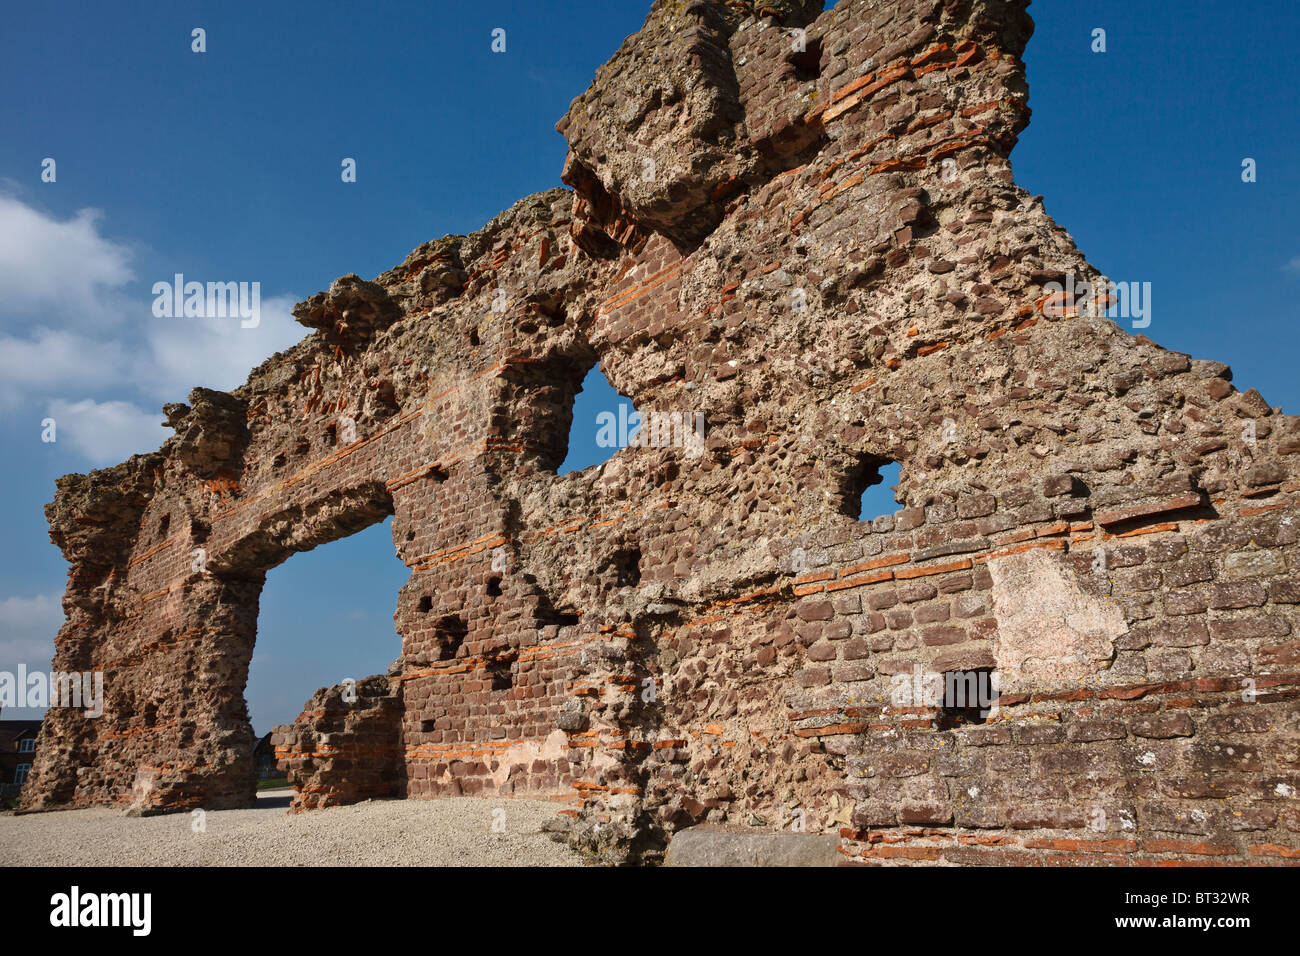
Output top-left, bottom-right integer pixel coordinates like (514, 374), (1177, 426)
(0, 792), (585, 866)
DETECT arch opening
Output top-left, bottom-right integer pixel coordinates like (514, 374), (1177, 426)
(247, 514), (408, 786)
(558, 363), (643, 476)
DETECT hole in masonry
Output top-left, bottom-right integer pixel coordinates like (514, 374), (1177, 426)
(600, 548), (642, 588)
(850, 458), (902, 523)
(158, 513), (171, 539)
(788, 38), (823, 81)
(558, 363), (640, 476)
(419, 719), (437, 733)
(535, 603), (580, 630)
(433, 615), (468, 661)
(142, 703), (158, 728)
(935, 669), (996, 730)
(324, 423), (337, 445)
(486, 576), (503, 598)
(534, 589), (582, 635)
(487, 657), (514, 691)
(418, 596), (433, 613)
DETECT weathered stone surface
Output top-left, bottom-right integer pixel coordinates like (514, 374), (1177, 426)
(989, 549), (1127, 690)
(21, 0), (1300, 867)
(664, 826), (840, 866)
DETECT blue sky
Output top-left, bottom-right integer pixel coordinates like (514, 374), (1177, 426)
(1, 0), (1296, 734)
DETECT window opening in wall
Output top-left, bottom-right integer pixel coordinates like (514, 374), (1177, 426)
(849, 458), (902, 523)
(558, 364), (641, 476)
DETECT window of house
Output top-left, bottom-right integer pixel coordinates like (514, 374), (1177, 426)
(18, 737), (35, 753)
(14, 763), (31, 785)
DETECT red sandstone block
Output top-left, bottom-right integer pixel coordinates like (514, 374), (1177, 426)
(905, 110), (953, 134)
(861, 846), (943, 861)
(826, 570), (894, 592)
(1099, 685), (1150, 701)
(869, 156), (927, 176)
(1249, 843), (1300, 859)
(1142, 839), (1234, 856)
(961, 99), (1002, 117)
(1096, 493), (1202, 528)
(829, 70), (878, 106)
(841, 553), (910, 576)
(792, 722), (872, 738)
(1022, 838), (1138, 854)
(910, 43), (951, 68)
(958, 834), (1016, 847)
(1239, 502), (1286, 517)
(895, 558), (972, 580)
(794, 570), (834, 586)
(953, 39), (980, 66)
(1112, 521), (1181, 539)
(995, 527), (1037, 546)
(821, 172), (865, 202)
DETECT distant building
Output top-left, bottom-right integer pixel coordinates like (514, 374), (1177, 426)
(0, 720), (43, 798)
(252, 732), (281, 779)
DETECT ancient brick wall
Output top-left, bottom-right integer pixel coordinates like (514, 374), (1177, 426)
(272, 676), (403, 810)
(24, 0), (1300, 865)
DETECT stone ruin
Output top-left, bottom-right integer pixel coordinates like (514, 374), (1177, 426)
(21, 0), (1300, 865)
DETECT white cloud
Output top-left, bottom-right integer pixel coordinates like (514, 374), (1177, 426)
(1285, 255), (1300, 275)
(139, 294), (304, 402)
(0, 196), (309, 465)
(0, 328), (132, 407)
(0, 593), (62, 671)
(46, 398), (169, 466)
(0, 298), (305, 411)
(0, 196), (135, 327)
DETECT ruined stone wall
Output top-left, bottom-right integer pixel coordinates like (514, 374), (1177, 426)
(24, 0), (1300, 865)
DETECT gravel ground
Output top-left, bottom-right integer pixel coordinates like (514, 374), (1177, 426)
(0, 791), (586, 866)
